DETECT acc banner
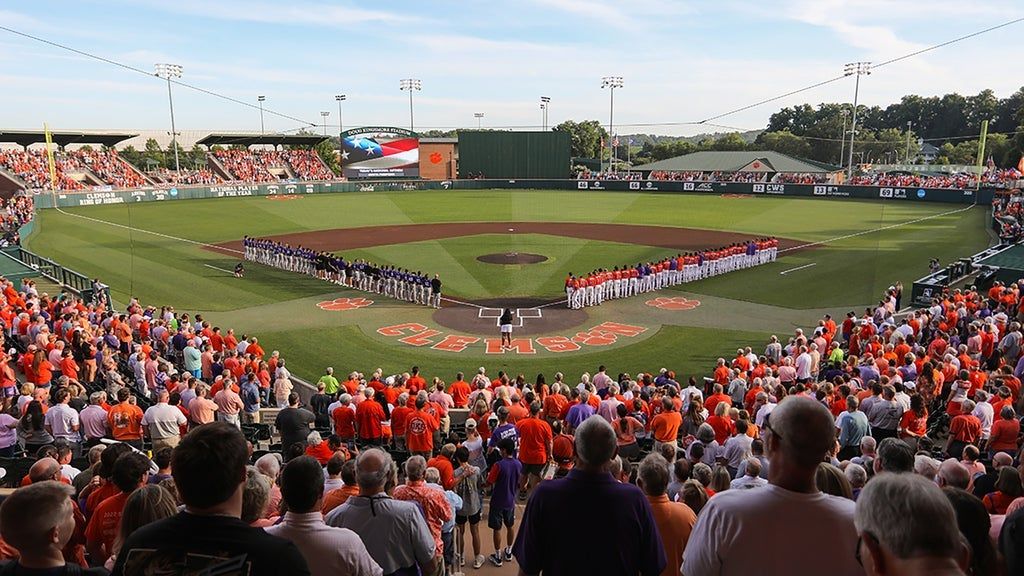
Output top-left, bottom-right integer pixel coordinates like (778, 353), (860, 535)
(341, 126), (420, 179)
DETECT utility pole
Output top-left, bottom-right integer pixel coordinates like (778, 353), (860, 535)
(844, 62), (871, 180)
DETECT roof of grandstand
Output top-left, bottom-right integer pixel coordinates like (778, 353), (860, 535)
(0, 130), (138, 148)
(195, 133), (328, 147)
(633, 150), (840, 173)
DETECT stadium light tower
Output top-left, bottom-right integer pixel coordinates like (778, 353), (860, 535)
(154, 63), (183, 173)
(474, 112), (484, 129)
(540, 96), (550, 131)
(400, 78), (422, 132)
(843, 62), (871, 180)
(838, 108), (848, 168)
(257, 95), (266, 136)
(320, 111), (330, 136)
(601, 76), (624, 172)
(335, 94), (346, 134)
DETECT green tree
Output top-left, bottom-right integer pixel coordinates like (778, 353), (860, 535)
(757, 130), (811, 158)
(119, 145), (143, 168)
(143, 138), (164, 169)
(188, 144), (207, 170)
(553, 120), (608, 158)
(710, 133), (748, 151)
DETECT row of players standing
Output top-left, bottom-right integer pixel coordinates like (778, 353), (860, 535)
(564, 237), (778, 308)
(242, 236), (443, 308)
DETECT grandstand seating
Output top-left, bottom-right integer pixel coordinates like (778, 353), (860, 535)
(213, 149), (334, 183)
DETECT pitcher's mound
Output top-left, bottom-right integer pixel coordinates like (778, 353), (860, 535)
(476, 253), (548, 265)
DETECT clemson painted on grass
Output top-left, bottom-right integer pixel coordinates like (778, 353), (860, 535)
(376, 321), (647, 354)
(645, 296), (701, 311)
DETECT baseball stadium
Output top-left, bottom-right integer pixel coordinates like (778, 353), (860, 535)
(3, 2), (1024, 576)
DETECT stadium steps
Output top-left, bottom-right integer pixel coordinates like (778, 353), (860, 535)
(0, 168), (27, 195)
(205, 153), (235, 181)
(121, 159), (157, 186)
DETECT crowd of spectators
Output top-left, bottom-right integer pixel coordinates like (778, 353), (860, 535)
(850, 169), (1022, 190)
(71, 151), (146, 189)
(0, 150), (83, 190)
(994, 191), (1024, 242)
(0, 150), (151, 191)
(149, 168), (223, 186)
(213, 149), (334, 183)
(286, 150), (334, 181)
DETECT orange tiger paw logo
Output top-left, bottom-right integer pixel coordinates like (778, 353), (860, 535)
(645, 297), (701, 311)
(316, 297), (374, 311)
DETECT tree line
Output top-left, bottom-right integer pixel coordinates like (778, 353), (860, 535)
(556, 87), (1024, 168)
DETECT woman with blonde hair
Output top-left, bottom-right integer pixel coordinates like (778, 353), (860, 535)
(815, 462), (854, 500)
(273, 372), (293, 408)
(708, 464), (732, 494)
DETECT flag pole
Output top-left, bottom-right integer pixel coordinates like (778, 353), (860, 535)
(44, 123), (56, 189)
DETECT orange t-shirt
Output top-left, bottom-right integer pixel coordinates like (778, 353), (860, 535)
(332, 405), (356, 440)
(650, 411), (682, 443)
(108, 403), (143, 440)
(85, 490), (128, 557)
(355, 401), (385, 440)
(449, 381), (471, 408)
(85, 481), (119, 515)
(407, 376), (427, 393)
(321, 485), (360, 515)
(515, 417), (553, 465)
(405, 409), (438, 453)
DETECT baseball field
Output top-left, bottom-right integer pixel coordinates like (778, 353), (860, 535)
(24, 190), (991, 381)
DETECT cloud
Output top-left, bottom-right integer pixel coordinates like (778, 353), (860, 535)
(138, 0), (413, 28)
(529, 0), (694, 29)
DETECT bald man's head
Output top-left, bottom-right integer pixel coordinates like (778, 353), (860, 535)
(994, 452), (1013, 468)
(768, 396), (835, 469)
(28, 458), (61, 484)
(355, 448), (393, 493)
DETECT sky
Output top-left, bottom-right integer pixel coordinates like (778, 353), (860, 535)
(0, 0), (1021, 137)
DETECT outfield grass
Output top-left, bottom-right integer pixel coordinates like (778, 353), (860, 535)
(28, 191), (986, 309)
(24, 190), (993, 380)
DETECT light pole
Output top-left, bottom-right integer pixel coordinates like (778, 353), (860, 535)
(905, 120), (913, 163)
(540, 96), (550, 131)
(838, 108), (848, 167)
(257, 95), (266, 136)
(335, 94), (346, 134)
(154, 63), (183, 172)
(601, 76), (623, 172)
(320, 111), (330, 136)
(844, 61), (871, 180)
(474, 112), (484, 129)
(399, 78), (421, 132)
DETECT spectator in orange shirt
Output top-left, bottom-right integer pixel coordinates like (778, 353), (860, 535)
(427, 444), (457, 491)
(85, 452), (150, 565)
(448, 373), (471, 408)
(649, 397), (682, 451)
(406, 396), (439, 458)
(515, 402), (553, 498)
(107, 389), (144, 450)
(321, 459), (360, 515)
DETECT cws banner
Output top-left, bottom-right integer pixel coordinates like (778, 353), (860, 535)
(341, 127), (419, 179)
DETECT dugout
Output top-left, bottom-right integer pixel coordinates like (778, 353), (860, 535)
(909, 244), (1009, 306)
(457, 131), (570, 179)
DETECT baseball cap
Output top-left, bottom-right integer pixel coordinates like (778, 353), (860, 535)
(465, 419), (477, 430)
(496, 406), (509, 419)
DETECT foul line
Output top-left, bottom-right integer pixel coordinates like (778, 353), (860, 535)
(779, 263), (816, 275)
(53, 206), (244, 255)
(203, 264), (234, 274)
(778, 203), (978, 253)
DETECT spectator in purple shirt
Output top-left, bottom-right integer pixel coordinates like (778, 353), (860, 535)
(564, 390), (595, 432)
(484, 438), (521, 567)
(513, 416), (666, 576)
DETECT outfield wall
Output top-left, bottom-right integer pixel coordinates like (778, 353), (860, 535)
(32, 179), (992, 208)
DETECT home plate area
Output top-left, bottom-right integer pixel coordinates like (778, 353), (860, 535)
(478, 307), (542, 328)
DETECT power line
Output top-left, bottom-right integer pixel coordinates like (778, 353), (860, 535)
(696, 16), (1024, 125)
(0, 25), (318, 129)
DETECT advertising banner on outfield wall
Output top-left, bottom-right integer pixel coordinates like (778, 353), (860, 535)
(34, 179), (991, 209)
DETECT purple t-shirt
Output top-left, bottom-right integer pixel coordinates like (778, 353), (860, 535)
(488, 457), (522, 510)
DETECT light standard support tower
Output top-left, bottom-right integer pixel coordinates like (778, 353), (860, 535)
(320, 111), (330, 136)
(335, 94), (346, 134)
(838, 108), (848, 168)
(601, 76), (623, 173)
(399, 79), (422, 132)
(257, 95), (266, 135)
(843, 61), (871, 180)
(540, 96), (550, 131)
(154, 63), (183, 173)
(474, 112), (484, 129)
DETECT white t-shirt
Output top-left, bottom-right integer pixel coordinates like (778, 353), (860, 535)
(682, 484), (861, 576)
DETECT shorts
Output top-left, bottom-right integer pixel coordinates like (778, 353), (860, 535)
(488, 506), (515, 530)
(455, 511), (481, 525)
(500, 324), (512, 334)
(522, 463), (546, 477)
